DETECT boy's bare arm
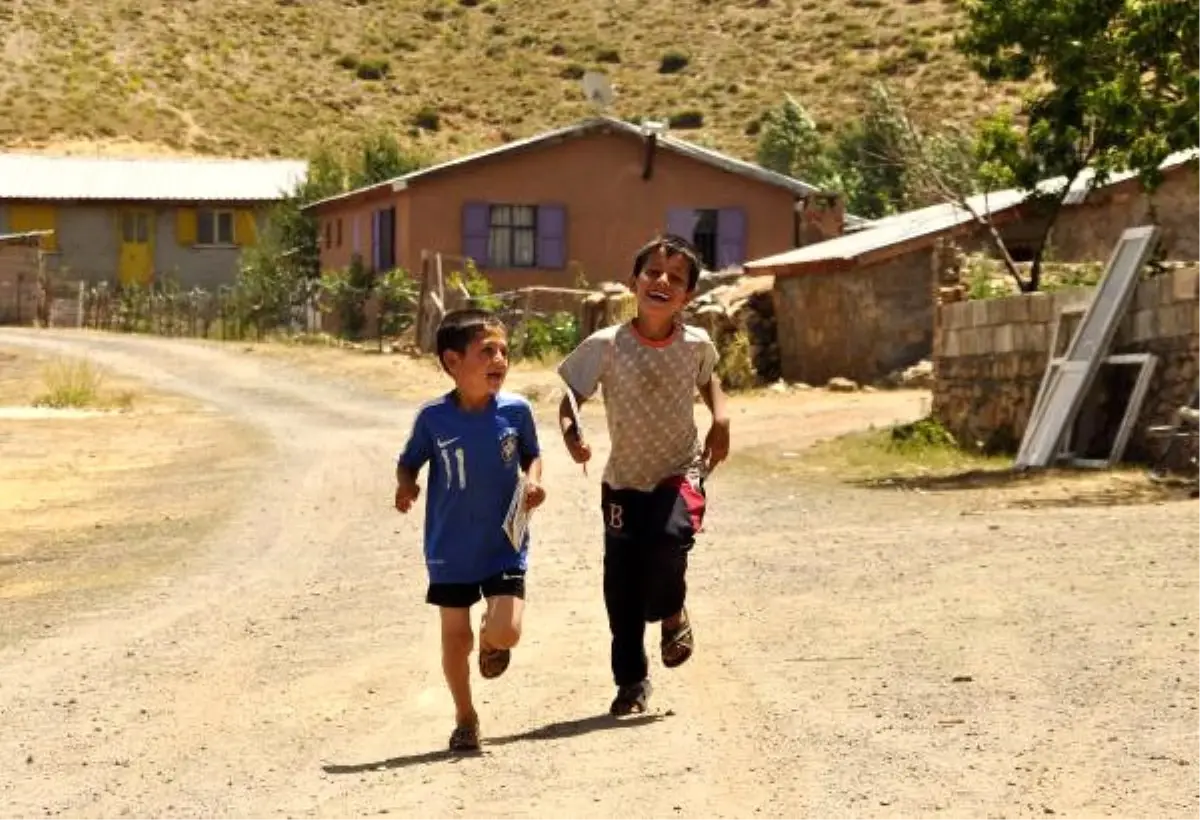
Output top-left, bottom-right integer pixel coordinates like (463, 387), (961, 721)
(558, 392), (592, 465)
(395, 463), (421, 512)
(698, 375), (731, 471)
(521, 454), (547, 509)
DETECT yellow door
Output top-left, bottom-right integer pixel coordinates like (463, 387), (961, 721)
(118, 209), (154, 286)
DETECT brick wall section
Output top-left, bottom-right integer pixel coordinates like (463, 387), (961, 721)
(932, 266), (1199, 462)
(772, 248), (934, 385)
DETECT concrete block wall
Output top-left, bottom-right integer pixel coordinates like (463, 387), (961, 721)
(932, 266), (1199, 462)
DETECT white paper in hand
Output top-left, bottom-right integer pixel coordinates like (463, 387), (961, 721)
(503, 472), (531, 551)
(563, 380), (588, 476)
(564, 383), (585, 439)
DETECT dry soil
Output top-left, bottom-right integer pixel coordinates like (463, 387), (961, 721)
(0, 329), (1195, 819)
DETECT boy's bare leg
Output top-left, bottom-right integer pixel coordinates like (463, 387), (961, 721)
(480, 594), (524, 651)
(439, 607), (477, 728)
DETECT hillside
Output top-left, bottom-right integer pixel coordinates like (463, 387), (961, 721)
(0, 0), (1026, 164)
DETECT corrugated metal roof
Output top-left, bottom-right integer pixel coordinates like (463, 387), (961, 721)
(745, 148), (1199, 273)
(304, 117), (835, 211)
(0, 154), (308, 202)
(744, 189), (1028, 271)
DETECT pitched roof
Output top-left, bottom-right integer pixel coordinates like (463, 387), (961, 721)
(0, 154), (308, 203)
(744, 148), (1199, 276)
(303, 117), (827, 211)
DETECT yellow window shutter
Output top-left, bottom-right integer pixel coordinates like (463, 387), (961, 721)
(10, 204), (57, 251)
(234, 210), (258, 246)
(176, 208), (197, 245)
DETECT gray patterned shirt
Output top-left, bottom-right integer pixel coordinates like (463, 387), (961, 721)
(558, 321), (719, 491)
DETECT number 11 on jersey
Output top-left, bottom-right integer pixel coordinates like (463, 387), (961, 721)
(440, 446), (467, 490)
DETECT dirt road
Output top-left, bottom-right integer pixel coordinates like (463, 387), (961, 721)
(1, 329), (1195, 819)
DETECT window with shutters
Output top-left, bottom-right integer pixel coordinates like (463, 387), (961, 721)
(463, 202), (566, 270)
(197, 209), (235, 245)
(488, 204), (537, 268)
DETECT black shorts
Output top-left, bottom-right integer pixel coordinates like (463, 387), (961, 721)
(426, 569), (526, 609)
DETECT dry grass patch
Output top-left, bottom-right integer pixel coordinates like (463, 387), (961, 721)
(30, 356), (135, 410)
(739, 412), (1197, 509)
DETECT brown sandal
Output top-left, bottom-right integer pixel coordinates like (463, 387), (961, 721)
(448, 721), (481, 751)
(661, 608), (694, 669)
(479, 646), (511, 679)
(478, 613), (511, 679)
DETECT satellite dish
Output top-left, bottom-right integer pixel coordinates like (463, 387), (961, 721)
(581, 71), (615, 111)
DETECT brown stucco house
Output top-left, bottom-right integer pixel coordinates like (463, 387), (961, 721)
(302, 117), (852, 289)
(744, 149), (1199, 386)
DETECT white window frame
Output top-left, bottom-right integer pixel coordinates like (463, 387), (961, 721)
(487, 204), (537, 268)
(197, 208), (236, 246)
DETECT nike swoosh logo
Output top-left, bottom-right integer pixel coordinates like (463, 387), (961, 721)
(436, 437), (459, 449)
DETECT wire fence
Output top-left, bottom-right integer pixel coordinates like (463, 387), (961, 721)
(73, 282), (323, 341)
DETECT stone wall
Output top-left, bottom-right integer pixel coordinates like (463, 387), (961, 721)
(1050, 163), (1199, 262)
(773, 247), (934, 385)
(932, 266), (1199, 464)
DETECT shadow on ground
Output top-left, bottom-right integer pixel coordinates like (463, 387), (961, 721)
(321, 712), (667, 774)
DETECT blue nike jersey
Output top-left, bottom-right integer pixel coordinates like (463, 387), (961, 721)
(398, 391), (541, 584)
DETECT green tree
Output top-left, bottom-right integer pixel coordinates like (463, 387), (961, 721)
(234, 148), (348, 332)
(234, 132), (431, 337)
(958, 0), (1199, 290)
(825, 82), (926, 218)
(274, 147), (349, 282)
(828, 83), (917, 218)
(755, 95), (840, 189)
(755, 84), (983, 220)
(349, 131), (427, 189)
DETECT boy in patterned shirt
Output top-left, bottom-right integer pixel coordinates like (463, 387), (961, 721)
(395, 308), (546, 751)
(556, 234), (730, 716)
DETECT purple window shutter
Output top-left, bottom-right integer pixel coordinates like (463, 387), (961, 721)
(462, 202), (490, 266)
(371, 210), (382, 270)
(716, 207), (747, 269)
(666, 208), (697, 240)
(536, 204), (566, 269)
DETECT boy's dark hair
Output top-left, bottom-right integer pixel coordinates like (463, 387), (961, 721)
(632, 233), (704, 291)
(435, 308), (505, 372)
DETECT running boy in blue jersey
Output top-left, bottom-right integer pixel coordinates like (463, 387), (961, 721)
(395, 308), (546, 752)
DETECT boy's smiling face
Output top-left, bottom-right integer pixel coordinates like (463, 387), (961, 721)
(633, 247), (693, 322)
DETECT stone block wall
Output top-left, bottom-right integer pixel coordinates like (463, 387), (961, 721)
(773, 248), (934, 385)
(932, 266), (1199, 463)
